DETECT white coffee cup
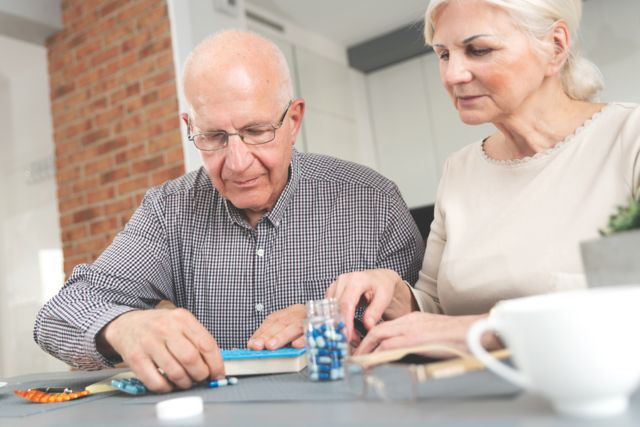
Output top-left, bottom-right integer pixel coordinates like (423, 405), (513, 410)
(467, 286), (640, 418)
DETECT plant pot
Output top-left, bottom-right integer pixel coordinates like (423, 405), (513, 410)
(580, 229), (640, 287)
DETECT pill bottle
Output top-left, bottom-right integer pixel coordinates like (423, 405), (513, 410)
(305, 298), (348, 381)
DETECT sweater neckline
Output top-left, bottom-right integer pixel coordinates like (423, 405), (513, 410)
(480, 103), (611, 167)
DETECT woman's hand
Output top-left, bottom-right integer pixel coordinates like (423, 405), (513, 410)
(353, 311), (497, 356)
(326, 269), (416, 343)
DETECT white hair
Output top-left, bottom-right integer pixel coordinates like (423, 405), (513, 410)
(182, 30), (294, 106)
(424, 0), (603, 101)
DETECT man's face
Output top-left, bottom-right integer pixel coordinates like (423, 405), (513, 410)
(186, 94), (304, 221)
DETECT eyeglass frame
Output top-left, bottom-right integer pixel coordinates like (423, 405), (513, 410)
(187, 100), (294, 152)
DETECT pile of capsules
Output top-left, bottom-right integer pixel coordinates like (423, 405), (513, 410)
(306, 321), (349, 381)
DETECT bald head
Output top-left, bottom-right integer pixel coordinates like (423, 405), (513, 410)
(182, 31), (293, 114)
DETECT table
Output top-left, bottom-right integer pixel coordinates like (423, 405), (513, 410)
(1, 368), (639, 426)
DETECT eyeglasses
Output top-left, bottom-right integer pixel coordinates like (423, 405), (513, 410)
(187, 100), (293, 151)
(345, 344), (511, 401)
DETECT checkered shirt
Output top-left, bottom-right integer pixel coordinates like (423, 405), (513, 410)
(34, 149), (424, 370)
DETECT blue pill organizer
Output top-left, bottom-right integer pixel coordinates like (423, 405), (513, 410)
(221, 347), (306, 360)
(221, 347), (308, 376)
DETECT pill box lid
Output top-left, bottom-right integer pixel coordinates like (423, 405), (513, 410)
(156, 396), (203, 420)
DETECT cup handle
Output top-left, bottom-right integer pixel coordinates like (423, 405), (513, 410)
(467, 318), (530, 389)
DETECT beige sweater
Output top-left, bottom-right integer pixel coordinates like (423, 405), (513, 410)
(413, 102), (640, 315)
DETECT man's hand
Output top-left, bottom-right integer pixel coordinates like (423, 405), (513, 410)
(326, 269), (415, 343)
(98, 308), (225, 393)
(247, 304), (306, 350)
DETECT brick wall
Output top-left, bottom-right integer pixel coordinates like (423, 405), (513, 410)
(47, 0), (185, 276)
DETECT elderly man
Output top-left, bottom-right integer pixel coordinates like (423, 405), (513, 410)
(34, 31), (423, 392)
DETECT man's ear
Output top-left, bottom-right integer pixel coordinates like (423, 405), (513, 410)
(180, 112), (190, 127)
(545, 20), (570, 76)
(287, 98), (305, 146)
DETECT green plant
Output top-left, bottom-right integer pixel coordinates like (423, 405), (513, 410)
(600, 196), (640, 236)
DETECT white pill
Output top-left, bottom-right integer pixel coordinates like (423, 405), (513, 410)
(156, 396), (203, 420)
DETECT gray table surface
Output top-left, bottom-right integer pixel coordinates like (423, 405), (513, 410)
(1, 368), (639, 427)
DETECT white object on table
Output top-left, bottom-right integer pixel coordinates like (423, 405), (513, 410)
(156, 396), (203, 420)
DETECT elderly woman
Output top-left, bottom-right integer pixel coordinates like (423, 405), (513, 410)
(329, 0), (640, 354)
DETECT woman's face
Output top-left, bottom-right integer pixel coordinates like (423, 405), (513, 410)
(432, 0), (551, 125)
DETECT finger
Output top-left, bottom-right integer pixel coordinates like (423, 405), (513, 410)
(265, 321), (304, 350)
(250, 316), (283, 344)
(165, 335), (209, 385)
(248, 322), (272, 350)
(249, 305), (306, 349)
(247, 310), (283, 349)
(184, 324), (225, 380)
(353, 320), (405, 356)
(336, 282), (366, 342)
(332, 275), (349, 302)
(361, 288), (392, 331)
(292, 336), (305, 348)
(328, 276), (354, 339)
(349, 330), (363, 348)
(152, 340), (193, 390)
(126, 353), (173, 393)
(325, 281), (337, 298)
(374, 336), (414, 353)
(247, 338), (265, 350)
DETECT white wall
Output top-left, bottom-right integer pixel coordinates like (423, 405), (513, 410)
(581, 0), (640, 103)
(247, 7), (379, 171)
(0, 0), (62, 45)
(0, 34), (67, 378)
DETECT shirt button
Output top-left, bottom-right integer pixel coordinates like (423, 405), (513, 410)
(255, 303), (264, 312)
(256, 248), (265, 257)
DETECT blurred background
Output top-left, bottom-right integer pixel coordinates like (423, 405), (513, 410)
(0, 0), (639, 378)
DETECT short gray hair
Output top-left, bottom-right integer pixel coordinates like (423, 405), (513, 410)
(424, 0), (603, 101)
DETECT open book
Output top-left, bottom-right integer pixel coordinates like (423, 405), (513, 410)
(348, 344), (511, 379)
(221, 347), (307, 376)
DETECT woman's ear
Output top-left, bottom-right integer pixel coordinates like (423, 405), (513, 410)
(545, 20), (570, 76)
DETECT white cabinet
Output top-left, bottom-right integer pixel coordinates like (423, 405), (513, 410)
(366, 54), (493, 207)
(294, 47), (378, 169)
(366, 57), (440, 208)
(247, 23), (379, 169)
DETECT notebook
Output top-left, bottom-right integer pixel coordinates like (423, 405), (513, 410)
(221, 348), (307, 376)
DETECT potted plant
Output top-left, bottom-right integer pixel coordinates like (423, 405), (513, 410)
(580, 196), (640, 287)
